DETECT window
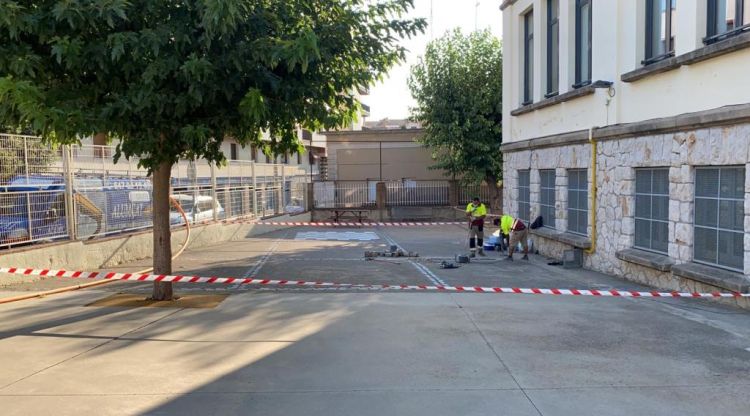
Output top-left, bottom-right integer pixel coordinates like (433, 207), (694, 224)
(635, 169), (669, 253)
(523, 9), (534, 105)
(297, 152), (302, 165)
(707, 0), (750, 43)
(540, 170), (556, 228)
(283, 153), (289, 164)
(574, 0), (592, 87)
(694, 166), (745, 271)
(567, 169), (588, 235)
(546, 0), (560, 96)
(645, 0), (677, 64)
(230, 143), (238, 160)
(251, 145), (257, 162)
(518, 170), (531, 222)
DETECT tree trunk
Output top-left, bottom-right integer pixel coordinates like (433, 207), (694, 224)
(486, 174), (502, 213)
(151, 160), (174, 301)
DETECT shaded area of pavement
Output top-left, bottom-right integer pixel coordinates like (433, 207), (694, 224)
(1, 225), (750, 415)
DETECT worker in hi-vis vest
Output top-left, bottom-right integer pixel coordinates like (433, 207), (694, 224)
(465, 197), (487, 257)
(505, 217), (529, 261)
(499, 214), (514, 252)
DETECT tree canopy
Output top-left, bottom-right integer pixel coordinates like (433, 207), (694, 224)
(408, 29), (503, 206)
(0, 0), (426, 168)
(0, 0), (425, 299)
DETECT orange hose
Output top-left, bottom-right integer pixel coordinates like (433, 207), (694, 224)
(0, 197), (191, 305)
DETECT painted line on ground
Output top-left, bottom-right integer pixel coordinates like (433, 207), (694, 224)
(374, 229), (446, 287)
(234, 231), (289, 289)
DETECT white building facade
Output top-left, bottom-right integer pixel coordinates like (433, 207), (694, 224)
(501, 0), (750, 300)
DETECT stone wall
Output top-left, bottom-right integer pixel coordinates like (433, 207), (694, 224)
(503, 122), (750, 299)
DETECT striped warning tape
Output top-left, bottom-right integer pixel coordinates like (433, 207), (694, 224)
(1, 267), (748, 299)
(227, 220), (471, 227)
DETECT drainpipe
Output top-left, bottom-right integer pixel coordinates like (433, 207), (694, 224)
(585, 126), (598, 255)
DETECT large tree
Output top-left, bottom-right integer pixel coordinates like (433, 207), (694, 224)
(408, 29), (503, 210)
(0, 0), (424, 299)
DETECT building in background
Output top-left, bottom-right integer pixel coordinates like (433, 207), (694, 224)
(323, 127), (446, 181)
(501, 0), (750, 295)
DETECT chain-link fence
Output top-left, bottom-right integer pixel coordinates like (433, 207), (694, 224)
(0, 135), (311, 249)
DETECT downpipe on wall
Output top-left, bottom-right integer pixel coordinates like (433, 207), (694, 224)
(585, 126), (598, 256)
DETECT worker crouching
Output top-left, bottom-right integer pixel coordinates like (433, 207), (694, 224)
(466, 197), (487, 257)
(506, 217), (529, 261)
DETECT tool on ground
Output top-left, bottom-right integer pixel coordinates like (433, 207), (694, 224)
(456, 254), (470, 264)
(439, 261), (459, 269)
(364, 250), (419, 258)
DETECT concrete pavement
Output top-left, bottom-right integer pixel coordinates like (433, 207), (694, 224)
(1, 225), (749, 415)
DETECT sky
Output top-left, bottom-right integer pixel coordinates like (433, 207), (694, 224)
(366, 0), (503, 121)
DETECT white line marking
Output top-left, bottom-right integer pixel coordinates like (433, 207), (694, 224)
(233, 231), (289, 288)
(376, 228), (447, 287)
(410, 260), (448, 287)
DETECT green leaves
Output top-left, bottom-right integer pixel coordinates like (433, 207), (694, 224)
(0, 0), (424, 171)
(409, 29), (503, 185)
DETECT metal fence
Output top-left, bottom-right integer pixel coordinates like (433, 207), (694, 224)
(312, 181), (374, 209)
(458, 183), (495, 205)
(0, 134), (311, 249)
(386, 180), (450, 206)
(311, 179), (496, 209)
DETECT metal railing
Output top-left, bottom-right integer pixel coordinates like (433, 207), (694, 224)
(458, 183), (495, 205)
(309, 179), (497, 209)
(0, 135), (311, 249)
(313, 181), (374, 209)
(386, 180), (450, 206)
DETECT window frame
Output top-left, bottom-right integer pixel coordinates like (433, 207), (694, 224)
(523, 9), (535, 105)
(567, 169), (589, 236)
(644, 0), (676, 65)
(693, 166), (746, 272)
(634, 168), (670, 254)
(539, 169), (556, 229)
(706, 0), (750, 44)
(574, 0), (593, 88)
(517, 170), (531, 223)
(546, 0), (560, 97)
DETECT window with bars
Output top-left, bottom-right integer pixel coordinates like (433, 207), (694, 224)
(706, 0), (750, 44)
(546, 0), (560, 96)
(694, 166), (745, 271)
(574, 0), (592, 87)
(540, 170), (556, 228)
(567, 169), (588, 235)
(518, 170), (531, 222)
(635, 168), (669, 253)
(523, 9), (535, 105)
(645, 0), (677, 65)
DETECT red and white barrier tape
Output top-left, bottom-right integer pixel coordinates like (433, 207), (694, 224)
(224, 220), (471, 227)
(259, 221), (468, 227)
(1, 267), (748, 299)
